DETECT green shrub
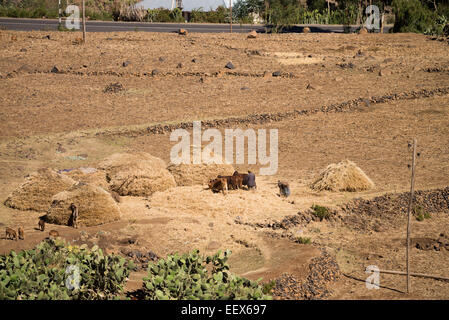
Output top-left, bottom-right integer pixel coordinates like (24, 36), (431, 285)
(392, 0), (437, 33)
(142, 250), (271, 300)
(295, 236), (312, 244)
(414, 205), (431, 221)
(0, 238), (134, 300)
(311, 204), (330, 221)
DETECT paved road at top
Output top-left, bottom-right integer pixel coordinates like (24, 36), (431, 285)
(0, 17), (392, 33)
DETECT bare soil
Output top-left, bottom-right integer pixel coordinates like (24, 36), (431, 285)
(0, 30), (448, 299)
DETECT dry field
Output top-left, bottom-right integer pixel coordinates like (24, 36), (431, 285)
(0, 30), (448, 299)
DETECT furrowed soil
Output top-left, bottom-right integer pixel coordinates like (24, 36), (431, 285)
(0, 30), (448, 299)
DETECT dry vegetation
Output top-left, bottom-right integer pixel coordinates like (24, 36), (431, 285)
(0, 29), (448, 299)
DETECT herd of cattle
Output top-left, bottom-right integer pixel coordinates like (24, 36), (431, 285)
(208, 171), (256, 194)
(208, 170), (290, 198)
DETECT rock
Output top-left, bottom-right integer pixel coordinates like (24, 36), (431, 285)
(51, 66), (60, 74)
(178, 28), (188, 35)
(247, 30), (257, 39)
(176, 62), (183, 68)
(240, 87), (250, 90)
(362, 99), (371, 107)
(122, 61), (131, 67)
(303, 27), (311, 33)
(191, 58), (197, 63)
(306, 83), (314, 90)
(272, 71), (282, 77)
(225, 61), (235, 69)
(43, 35), (51, 40)
(151, 69), (160, 76)
(159, 57), (165, 62)
(19, 48), (27, 52)
(104, 82), (125, 93)
(358, 27), (368, 34)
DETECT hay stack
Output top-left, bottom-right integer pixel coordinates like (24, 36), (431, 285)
(45, 182), (121, 227)
(62, 167), (109, 190)
(4, 168), (76, 211)
(167, 163), (235, 186)
(310, 160), (374, 192)
(98, 152), (176, 196)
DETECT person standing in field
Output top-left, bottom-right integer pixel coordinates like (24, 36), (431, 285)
(247, 171), (256, 190)
(278, 180), (290, 197)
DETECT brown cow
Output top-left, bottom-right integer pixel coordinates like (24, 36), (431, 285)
(38, 218), (45, 231)
(5, 227), (17, 241)
(218, 175), (243, 190)
(208, 178), (228, 195)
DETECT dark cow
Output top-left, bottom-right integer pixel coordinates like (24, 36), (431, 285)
(218, 175), (243, 190)
(233, 171), (256, 190)
(208, 177), (228, 195)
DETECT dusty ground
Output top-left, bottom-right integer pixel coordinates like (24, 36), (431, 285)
(0, 30), (448, 299)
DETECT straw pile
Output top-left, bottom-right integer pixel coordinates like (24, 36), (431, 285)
(167, 163), (235, 186)
(310, 160), (374, 192)
(62, 167), (109, 190)
(45, 182), (121, 227)
(98, 152), (176, 196)
(4, 168), (76, 211)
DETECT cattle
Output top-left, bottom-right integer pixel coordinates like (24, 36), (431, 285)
(5, 227), (17, 241)
(233, 171), (256, 190)
(208, 177), (228, 195)
(218, 175), (243, 190)
(38, 218), (45, 231)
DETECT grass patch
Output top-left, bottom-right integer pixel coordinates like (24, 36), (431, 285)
(414, 205), (431, 221)
(295, 237), (312, 244)
(311, 204), (330, 221)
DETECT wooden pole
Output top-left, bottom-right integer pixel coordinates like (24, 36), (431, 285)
(406, 138), (417, 294)
(82, 0), (86, 44)
(230, 0), (232, 33)
(380, 12), (384, 33)
(377, 269), (449, 282)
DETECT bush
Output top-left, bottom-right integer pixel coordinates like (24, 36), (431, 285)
(392, 0), (437, 33)
(414, 205), (431, 221)
(311, 204), (330, 221)
(0, 238), (134, 300)
(295, 237), (312, 244)
(142, 250), (271, 300)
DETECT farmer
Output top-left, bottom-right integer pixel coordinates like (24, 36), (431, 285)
(278, 180), (290, 197)
(247, 171), (256, 190)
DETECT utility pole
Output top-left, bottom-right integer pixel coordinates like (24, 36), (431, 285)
(406, 138), (417, 294)
(230, 0), (232, 33)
